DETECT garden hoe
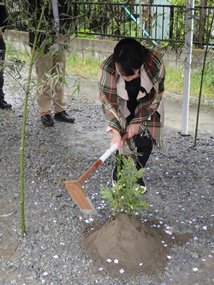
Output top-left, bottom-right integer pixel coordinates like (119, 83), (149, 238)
(64, 143), (119, 215)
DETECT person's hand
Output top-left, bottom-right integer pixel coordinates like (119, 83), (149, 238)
(109, 129), (123, 149)
(127, 123), (141, 139)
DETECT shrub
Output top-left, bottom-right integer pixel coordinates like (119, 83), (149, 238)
(101, 155), (148, 216)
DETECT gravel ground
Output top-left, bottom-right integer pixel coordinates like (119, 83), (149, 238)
(0, 72), (214, 285)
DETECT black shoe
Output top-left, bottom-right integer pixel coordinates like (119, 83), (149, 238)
(137, 177), (147, 193)
(137, 177), (145, 187)
(41, 114), (54, 127)
(0, 100), (12, 109)
(54, 110), (75, 123)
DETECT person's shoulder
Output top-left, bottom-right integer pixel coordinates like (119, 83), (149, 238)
(145, 47), (164, 67)
(101, 55), (115, 75)
(148, 47), (162, 60)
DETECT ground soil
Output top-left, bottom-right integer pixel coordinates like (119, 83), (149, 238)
(84, 213), (191, 278)
(0, 74), (214, 285)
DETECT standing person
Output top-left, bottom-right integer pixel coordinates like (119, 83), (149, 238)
(99, 38), (165, 190)
(0, 3), (12, 109)
(28, 0), (75, 126)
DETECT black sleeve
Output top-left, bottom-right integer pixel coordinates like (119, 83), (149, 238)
(0, 4), (8, 27)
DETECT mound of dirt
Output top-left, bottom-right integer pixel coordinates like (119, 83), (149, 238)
(85, 213), (191, 276)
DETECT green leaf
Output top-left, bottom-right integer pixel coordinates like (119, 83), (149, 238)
(101, 155), (149, 216)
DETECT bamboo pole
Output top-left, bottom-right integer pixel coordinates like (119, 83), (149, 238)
(20, 1), (48, 237)
(193, 11), (214, 147)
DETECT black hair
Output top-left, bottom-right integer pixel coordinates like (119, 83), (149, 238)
(113, 38), (149, 76)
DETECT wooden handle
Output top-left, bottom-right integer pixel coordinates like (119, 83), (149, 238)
(122, 133), (128, 142)
(78, 133), (128, 184)
(78, 159), (102, 184)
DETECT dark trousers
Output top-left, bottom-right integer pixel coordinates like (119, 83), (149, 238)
(115, 134), (153, 170)
(0, 36), (6, 100)
(133, 134), (153, 169)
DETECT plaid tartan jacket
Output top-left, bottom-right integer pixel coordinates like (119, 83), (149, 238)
(98, 48), (165, 147)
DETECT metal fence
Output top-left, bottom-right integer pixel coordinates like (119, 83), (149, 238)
(6, 1), (214, 48)
(71, 2), (214, 48)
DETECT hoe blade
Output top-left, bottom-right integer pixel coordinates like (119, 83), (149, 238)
(64, 180), (97, 215)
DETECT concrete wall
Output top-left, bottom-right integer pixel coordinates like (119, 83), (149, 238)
(4, 30), (214, 68)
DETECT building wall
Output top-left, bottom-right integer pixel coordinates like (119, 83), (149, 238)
(4, 30), (214, 68)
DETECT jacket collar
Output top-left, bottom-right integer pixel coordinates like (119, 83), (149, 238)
(116, 65), (153, 100)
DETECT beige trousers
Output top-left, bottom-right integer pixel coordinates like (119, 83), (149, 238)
(35, 48), (67, 114)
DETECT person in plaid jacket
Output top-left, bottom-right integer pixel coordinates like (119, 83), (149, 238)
(99, 38), (165, 190)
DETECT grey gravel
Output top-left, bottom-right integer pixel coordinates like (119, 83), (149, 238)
(0, 72), (214, 285)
